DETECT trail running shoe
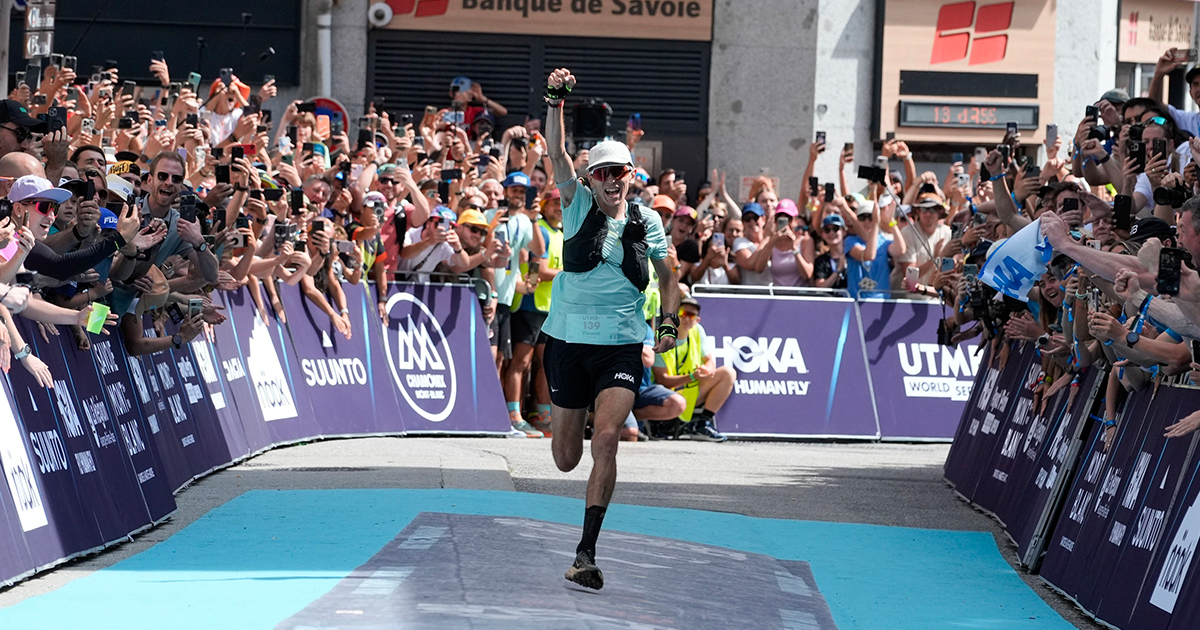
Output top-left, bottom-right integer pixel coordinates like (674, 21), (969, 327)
(692, 417), (728, 443)
(529, 416), (553, 438)
(564, 550), (604, 590)
(511, 419), (544, 438)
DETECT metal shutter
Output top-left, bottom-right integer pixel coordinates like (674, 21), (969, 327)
(369, 31), (709, 136)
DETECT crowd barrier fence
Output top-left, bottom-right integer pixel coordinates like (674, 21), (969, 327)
(945, 340), (1200, 629)
(0, 283), (968, 589)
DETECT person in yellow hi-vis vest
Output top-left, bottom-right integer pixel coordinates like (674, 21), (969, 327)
(531, 188), (563, 435)
(651, 297), (737, 442)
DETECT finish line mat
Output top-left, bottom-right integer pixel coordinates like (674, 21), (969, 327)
(0, 489), (1076, 630)
(278, 512), (838, 630)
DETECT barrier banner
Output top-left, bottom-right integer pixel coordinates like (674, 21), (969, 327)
(944, 342), (1038, 500)
(1161, 437), (1200, 630)
(856, 300), (979, 439)
(1007, 367), (1101, 565)
(277, 282), (402, 436)
(694, 295), (879, 438)
(379, 283), (506, 433)
(1039, 387), (1159, 611)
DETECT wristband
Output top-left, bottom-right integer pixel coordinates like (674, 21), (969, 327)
(655, 324), (678, 343)
(689, 371), (698, 383)
(887, 220), (898, 228)
(1093, 153), (1110, 165)
(989, 173), (1005, 181)
(544, 83), (572, 102)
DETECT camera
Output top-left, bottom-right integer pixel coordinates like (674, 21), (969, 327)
(1154, 184), (1190, 209)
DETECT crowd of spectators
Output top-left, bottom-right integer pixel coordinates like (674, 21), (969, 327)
(13, 43), (1200, 444)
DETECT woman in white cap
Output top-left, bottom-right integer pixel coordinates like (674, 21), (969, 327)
(540, 67), (679, 591)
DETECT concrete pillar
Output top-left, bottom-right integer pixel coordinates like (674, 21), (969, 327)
(707, 0), (820, 202)
(810, 0), (876, 191)
(1052, 0), (1118, 135)
(330, 0), (369, 123)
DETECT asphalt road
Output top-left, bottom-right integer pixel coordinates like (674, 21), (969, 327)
(0, 436), (1102, 629)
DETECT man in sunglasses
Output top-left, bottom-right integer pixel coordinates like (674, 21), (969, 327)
(0, 100), (47, 159)
(541, 67), (679, 591)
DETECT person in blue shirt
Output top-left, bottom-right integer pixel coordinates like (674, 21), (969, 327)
(844, 194), (906, 299)
(542, 67), (679, 591)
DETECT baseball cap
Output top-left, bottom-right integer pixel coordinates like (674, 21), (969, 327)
(377, 163), (399, 177)
(970, 239), (994, 259)
(776, 198), (799, 217)
(98, 208), (119, 230)
(652, 195), (677, 212)
(855, 200), (876, 218)
(105, 174), (135, 202)
(1128, 217), (1174, 243)
(679, 296), (701, 313)
(540, 188), (561, 206)
(1099, 88), (1130, 105)
(8, 175), (71, 203)
(502, 172), (531, 189)
(673, 206), (697, 221)
(741, 202), (765, 219)
(457, 208), (490, 228)
(1187, 68), (1200, 86)
(914, 192), (945, 209)
(363, 191), (386, 205)
(586, 140), (634, 172)
(822, 214), (846, 228)
(113, 151), (140, 165)
(109, 160), (141, 177)
(0, 100), (47, 133)
(473, 110), (496, 127)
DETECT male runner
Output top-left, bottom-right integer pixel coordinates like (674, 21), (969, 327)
(542, 67), (680, 590)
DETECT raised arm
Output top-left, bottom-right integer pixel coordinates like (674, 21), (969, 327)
(545, 68), (579, 207)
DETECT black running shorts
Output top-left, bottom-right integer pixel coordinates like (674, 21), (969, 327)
(543, 335), (642, 409)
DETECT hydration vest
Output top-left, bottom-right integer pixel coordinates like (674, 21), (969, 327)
(561, 190), (650, 291)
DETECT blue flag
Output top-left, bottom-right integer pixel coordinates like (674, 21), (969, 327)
(978, 219), (1054, 302)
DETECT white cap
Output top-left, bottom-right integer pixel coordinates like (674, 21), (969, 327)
(586, 141), (634, 172)
(8, 175), (72, 204)
(106, 174), (135, 202)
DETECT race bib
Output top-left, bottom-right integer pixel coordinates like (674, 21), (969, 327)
(567, 306), (622, 342)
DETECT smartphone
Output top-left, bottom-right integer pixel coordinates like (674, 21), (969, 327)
(1158, 248), (1184, 296)
(179, 201), (198, 223)
(165, 303), (185, 324)
(857, 165), (886, 183)
(187, 298), (204, 319)
(1130, 141), (1146, 173)
(296, 102), (317, 113)
(951, 152), (963, 164)
(1113, 194), (1133, 231)
(263, 74), (275, 85)
(440, 168), (463, 181)
(399, 113), (414, 127)
(1045, 124), (1058, 147)
(263, 188), (284, 202)
(1180, 49), (1200, 62)
(1006, 122), (1018, 136)
(885, 131), (895, 141)
(712, 232), (725, 248)
(996, 144), (1010, 163)
(1085, 105), (1099, 119)
(627, 113), (642, 132)
(24, 65), (40, 89)
(215, 164), (230, 184)
(815, 131), (826, 146)
(230, 145), (244, 160)
(963, 263), (979, 278)
(1023, 164), (1041, 179)
(938, 257), (957, 273)
(14, 71), (24, 87)
(1061, 197), (1079, 212)
(235, 214), (250, 229)
(211, 146), (224, 160)
(808, 176), (819, 196)
(290, 188), (305, 211)
(118, 117), (134, 130)
(150, 50), (164, 62)
(335, 239), (355, 254)
(14, 271), (38, 286)
(219, 68), (233, 87)
(185, 113), (199, 127)
(1191, 339), (1200, 366)
(49, 53), (63, 68)
(1152, 137), (1167, 160)
(287, 126), (298, 144)
(63, 56), (77, 71)
(824, 182), (835, 203)
(905, 266), (920, 286)
(301, 142), (316, 154)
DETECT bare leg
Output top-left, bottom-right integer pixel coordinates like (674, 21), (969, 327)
(534, 343), (550, 407)
(696, 366), (736, 412)
(586, 387), (636, 508)
(551, 405), (588, 472)
(505, 342), (536, 407)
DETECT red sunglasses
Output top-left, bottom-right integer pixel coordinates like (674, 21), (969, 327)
(590, 165), (631, 182)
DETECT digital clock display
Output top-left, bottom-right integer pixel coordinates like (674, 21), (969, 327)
(899, 101), (1039, 129)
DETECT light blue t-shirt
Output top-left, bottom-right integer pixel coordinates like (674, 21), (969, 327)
(485, 210), (532, 307)
(845, 232), (894, 300)
(543, 182), (669, 345)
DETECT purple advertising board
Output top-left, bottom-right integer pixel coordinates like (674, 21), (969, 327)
(693, 295), (879, 438)
(856, 300), (978, 440)
(378, 283), (508, 433)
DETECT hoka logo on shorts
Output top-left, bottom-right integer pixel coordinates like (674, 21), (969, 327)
(710, 335), (810, 396)
(897, 342), (980, 402)
(384, 292), (457, 422)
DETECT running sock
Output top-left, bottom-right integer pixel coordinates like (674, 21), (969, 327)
(507, 402), (521, 422)
(537, 404), (551, 421)
(577, 505), (607, 561)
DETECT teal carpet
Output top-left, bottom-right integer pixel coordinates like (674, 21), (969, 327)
(0, 489), (1074, 629)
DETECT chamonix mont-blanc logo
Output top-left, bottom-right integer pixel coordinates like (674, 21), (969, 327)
(383, 292), (458, 422)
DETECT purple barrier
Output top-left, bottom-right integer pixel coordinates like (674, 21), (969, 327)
(856, 300), (978, 439)
(694, 295), (879, 438)
(379, 283), (507, 433)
